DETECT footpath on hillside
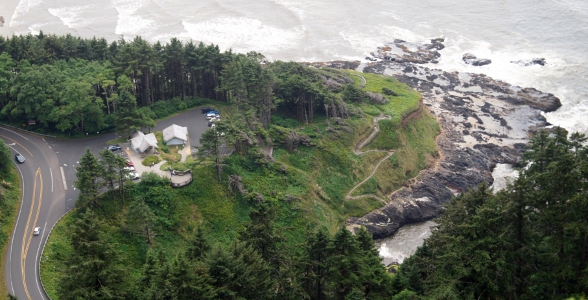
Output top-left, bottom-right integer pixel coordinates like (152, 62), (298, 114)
(346, 114), (394, 204)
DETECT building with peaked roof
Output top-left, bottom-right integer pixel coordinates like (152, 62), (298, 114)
(130, 131), (159, 153)
(163, 124), (188, 146)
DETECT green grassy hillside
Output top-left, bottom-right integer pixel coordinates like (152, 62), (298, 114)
(40, 69), (440, 298)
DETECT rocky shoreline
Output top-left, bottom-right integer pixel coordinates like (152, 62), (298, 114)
(344, 39), (561, 239)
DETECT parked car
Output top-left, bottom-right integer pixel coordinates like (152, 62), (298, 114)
(126, 159), (134, 167)
(126, 171), (140, 180)
(33, 227), (40, 236)
(123, 166), (135, 172)
(15, 153), (25, 164)
(107, 144), (122, 151)
(201, 107), (215, 114)
(206, 112), (220, 120)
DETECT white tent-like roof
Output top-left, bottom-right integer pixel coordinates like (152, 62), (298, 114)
(131, 131), (159, 153)
(163, 124), (188, 143)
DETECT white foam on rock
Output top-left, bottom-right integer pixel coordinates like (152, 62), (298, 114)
(490, 163), (519, 192)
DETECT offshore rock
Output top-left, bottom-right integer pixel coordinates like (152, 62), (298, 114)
(462, 53), (492, 66)
(368, 38), (445, 64)
(346, 40), (561, 239)
(511, 58), (546, 66)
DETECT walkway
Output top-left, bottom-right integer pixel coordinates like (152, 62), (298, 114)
(345, 114), (394, 204)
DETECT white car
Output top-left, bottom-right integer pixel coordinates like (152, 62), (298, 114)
(206, 112), (220, 120)
(123, 166), (135, 172)
(126, 171), (140, 180)
(33, 227), (40, 236)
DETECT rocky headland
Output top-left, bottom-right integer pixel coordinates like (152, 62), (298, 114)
(343, 39), (560, 239)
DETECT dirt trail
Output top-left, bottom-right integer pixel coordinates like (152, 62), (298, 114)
(346, 114), (394, 204)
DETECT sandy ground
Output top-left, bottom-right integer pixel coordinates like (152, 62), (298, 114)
(0, 0), (19, 36)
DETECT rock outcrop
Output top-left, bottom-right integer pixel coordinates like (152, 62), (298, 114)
(368, 38), (445, 64)
(346, 40), (560, 239)
(511, 58), (546, 66)
(462, 53), (492, 66)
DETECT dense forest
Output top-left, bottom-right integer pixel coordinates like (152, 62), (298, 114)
(395, 128), (588, 299)
(0, 32), (357, 137)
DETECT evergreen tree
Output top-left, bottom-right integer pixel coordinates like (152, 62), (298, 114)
(299, 228), (331, 300)
(168, 253), (216, 299)
(198, 122), (237, 183)
(74, 148), (105, 208)
(186, 226), (211, 261)
(114, 89), (155, 138)
(124, 198), (158, 246)
(206, 241), (275, 300)
(98, 149), (126, 201)
(57, 209), (129, 299)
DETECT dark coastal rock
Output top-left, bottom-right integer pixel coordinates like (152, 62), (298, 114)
(302, 60), (361, 70)
(463, 53), (492, 66)
(344, 41), (561, 239)
(511, 58), (546, 66)
(368, 38), (445, 64)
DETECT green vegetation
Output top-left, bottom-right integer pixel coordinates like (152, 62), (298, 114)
(0, 140), (21, 299)
(8, 32), (442, 299)
(395, 128), (588, 299)
(142, 155), (161, 166)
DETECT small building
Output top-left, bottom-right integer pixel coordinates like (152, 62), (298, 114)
(130, 131), (159, 153)
(163, 124), (188, 146)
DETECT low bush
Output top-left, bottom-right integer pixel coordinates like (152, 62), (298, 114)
(142, 155), (162, 166)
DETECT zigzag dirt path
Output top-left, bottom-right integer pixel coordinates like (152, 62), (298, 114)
(346, 114), (394, 204)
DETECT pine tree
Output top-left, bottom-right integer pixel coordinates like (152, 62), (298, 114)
(98, 149), (126, 201)
(124, 198), (158, 245)
(206, 242), (275, 300)
(74, 148), (105, 208)
(299, 228), (331, 300)
(186, 226), (211, 261)
(168, 253), (216, 299)
(57, 209), (129, 299)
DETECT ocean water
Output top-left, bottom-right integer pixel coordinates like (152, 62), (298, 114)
(5, 0), (587, 137)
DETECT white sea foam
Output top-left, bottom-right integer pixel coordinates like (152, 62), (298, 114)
(375, 220), (436, 265)
(48, 5), (95, 29)
(491, 164), (519, 192)
(112, 0), (154, 35)
(182, 17), (305, 53)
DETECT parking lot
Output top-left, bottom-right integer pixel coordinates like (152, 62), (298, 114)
(110, 107), (214, 183)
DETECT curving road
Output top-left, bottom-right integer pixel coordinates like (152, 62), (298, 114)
(1, 127), (111, 300)
(2, 108), (208, 300)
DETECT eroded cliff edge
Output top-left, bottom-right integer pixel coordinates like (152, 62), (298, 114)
(342, 39), (561, 239)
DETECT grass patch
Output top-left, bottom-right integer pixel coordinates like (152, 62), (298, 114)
(0, 167), (22, 299)
(373, 108), (440, 197)
(107, 137), (127, 145)
(40, 211), (76, 299)
(142, 155), (162, 166)
(343, 70), (421, 122)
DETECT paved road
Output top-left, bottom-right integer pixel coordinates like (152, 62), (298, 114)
(2, 107), (207, 300)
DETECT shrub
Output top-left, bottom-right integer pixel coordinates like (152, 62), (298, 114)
(342, 84), (368, 103)
(142, 155), (162, 166)
(382, 87), (398, 96)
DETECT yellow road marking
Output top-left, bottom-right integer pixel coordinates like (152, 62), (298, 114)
(0, 134), (33, 157)
(21, 168), (42, 300)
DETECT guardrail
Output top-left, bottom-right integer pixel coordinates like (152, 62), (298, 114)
(170, 169), (192, 188)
